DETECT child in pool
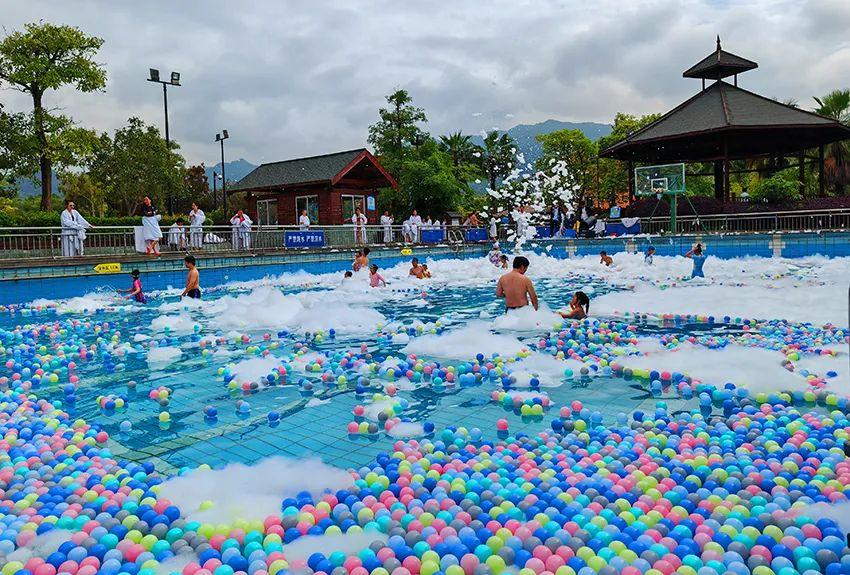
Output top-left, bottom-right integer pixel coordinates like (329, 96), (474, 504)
(352, 247), (370, 272)
(645, 246), (655, 265)
(421, 264), (432, 278)
(559, 291), (590, 319)
(600, 251), (613, 266)
(499, 254), (508, 269)
(685, 243), (706, 278)
(117, 269), (147, 304)
(369, 264), (386, 287)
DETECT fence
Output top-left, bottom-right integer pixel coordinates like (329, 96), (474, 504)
(2, 208), (849, 261)
(639, 208), (850, 235)
(0, 224), (474, 261)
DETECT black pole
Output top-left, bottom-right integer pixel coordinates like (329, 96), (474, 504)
(212, 171), (218, 211)
(163, 83), (172, 214)
(220, 139), (227, 215)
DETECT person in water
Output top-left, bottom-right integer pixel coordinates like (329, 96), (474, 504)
(369, 264), (386, 287)
(559, 291), (590, 319)
(645, 246), (656, 265)
(421, 264), (432, 278)
(181, 255), (201, 298)
(118, 269), (147, 303)
(685, 243), (707, 278)
(409, 257), (424, 278)
(352, 247), (370, 272)
(496, 256), (538, 311)
(499, 254), (508, 269)
(600, 251), (613, 266)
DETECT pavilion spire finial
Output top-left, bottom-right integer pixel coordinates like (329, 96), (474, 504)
(716, 35), (721, 52)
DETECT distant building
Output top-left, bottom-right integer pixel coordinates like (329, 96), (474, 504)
(228, 149), (397, 225)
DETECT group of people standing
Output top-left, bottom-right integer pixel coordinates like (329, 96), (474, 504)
(60, 197), (257, 257)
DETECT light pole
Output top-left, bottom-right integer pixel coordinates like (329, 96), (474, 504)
(147, 69), (181, 213)
(216, 131), (230, 215)
(212, 171), (218, 211)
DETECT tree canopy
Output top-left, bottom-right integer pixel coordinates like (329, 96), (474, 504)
(0, 22), (107, 209)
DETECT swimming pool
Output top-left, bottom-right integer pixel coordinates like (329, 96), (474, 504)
(0, 250), (848, 574)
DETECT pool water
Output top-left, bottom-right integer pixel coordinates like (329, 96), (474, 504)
(7, 253), (844, 477)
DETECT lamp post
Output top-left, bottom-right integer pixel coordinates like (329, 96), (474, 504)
(216, 131), (230, 215)
(147, 69), (181, 213)
(212, 171), (218, 211)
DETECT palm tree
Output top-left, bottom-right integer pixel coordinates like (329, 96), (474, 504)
(439, 132), (478, 167)
(480, 131), (516, 190)
(814, 89), (850, 194)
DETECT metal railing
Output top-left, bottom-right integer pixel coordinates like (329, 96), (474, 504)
(640, 208), (850, 235)
(0, 224), (475, 261)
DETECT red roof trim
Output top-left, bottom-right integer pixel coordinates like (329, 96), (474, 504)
(331, 150), (398, 189)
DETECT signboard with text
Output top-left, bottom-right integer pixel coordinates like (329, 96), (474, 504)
(284, 230), (326, 248)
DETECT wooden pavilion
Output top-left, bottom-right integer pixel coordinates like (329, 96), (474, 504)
(229, 149), (397, 225)
(601, 38), (850, 201)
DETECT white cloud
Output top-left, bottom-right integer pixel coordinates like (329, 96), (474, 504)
(2, 0), (847, 166)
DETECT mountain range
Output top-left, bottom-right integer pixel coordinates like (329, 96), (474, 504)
(14, 119), (612, 197)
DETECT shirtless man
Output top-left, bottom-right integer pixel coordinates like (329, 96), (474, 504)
(496, 256), (538, 311)
(409, 257), (424, 279)
(181, 255), (201, 298)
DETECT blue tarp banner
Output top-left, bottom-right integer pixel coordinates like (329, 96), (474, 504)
(465, 228), (487, 242)
(284, 230), (326, 248)
(420, 229), (445, 243)
(605, 222), (641, 236)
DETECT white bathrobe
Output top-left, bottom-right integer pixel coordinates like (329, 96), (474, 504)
(409, 215), (422, 242)
(230, 214), (252, 250)
(299, 214), (311, 231)
(168, 224), (187, 249)
(380, 214), (394, 243)
(188, 208), (205, 248)
(142, 206), (162, 242)
(60, 208), (92, 257)
(352, 213), (367, 243)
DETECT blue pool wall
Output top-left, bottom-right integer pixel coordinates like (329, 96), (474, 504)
(2, 231), (848, 304)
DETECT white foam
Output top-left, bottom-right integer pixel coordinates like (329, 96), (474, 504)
(147, 347), (182, 367)
(491, 304), (563, 332)
(387, 421), (426, 438)
(158, 456), (354, 524)
(616, 343), (808, 392)
(150, 313), (197, 335)
(402, 321), (527, 361)
(4, 530), (72, 562)
(229, 356), (281, 383)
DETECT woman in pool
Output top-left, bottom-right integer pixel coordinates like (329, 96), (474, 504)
(559, 291), (590, 319)
(685, 243), (707, 278)
(352, 247), (370, 271)
(117, 269), (147, 304)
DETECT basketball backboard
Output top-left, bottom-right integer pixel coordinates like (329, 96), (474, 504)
(635, 163), (686, 196)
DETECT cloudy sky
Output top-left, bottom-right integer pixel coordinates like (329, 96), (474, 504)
(2, 0), (849, 168)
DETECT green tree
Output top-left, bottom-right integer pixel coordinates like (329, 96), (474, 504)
(59, 171), (106, 217)
(0, 22), (107, 210)
(535, 129), (597, 201)
(400, 140), (466, 218)
(596, 112), (662, 202)
(181, 165), (211, 212)
(367, 89), (427, 178)
(438, 132), (484, 192)
(480, 131), (516, 191)
(814, 89), (850, 194)
(90, 117), (185, 216)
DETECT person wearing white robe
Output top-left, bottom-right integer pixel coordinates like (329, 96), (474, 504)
(188, 203), (205, 249)
(167, 220), (187, 250)
(141, 196), (162, 255)
(380, 211), (394, 243)
(230, 210), (253, 250)
(352, 208), (367, 244)
(409, 210), (422, 243)
(489, 217), (498, 240)
(60, 200), (92, 257)
(299, 209), (311, 231)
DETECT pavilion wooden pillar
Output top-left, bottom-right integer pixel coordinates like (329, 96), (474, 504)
(713, 161), (724, 200)
(818, 145), (825, 196)
(798, 151), (805, 196)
